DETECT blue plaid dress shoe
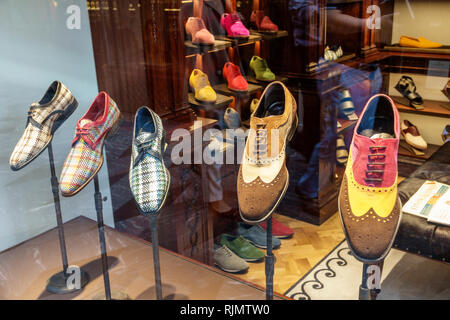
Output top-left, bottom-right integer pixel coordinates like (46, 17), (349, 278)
(129, 106), (170, 215)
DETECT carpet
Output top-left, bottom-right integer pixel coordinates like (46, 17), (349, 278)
(284, 240), (450, 300)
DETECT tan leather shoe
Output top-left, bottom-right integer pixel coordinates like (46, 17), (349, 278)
(237, 82), (298, 224)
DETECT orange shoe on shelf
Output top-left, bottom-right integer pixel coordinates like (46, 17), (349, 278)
(399, 36), (442, 48)
(223, 62), (248, 93)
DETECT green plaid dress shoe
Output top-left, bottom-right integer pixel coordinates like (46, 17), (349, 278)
(129, 106), (170, 215)
(10, 81), (77, 171)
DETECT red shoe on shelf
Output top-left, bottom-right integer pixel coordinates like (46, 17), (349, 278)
(250, 10), (278, 33)
(259, 217), (294, 239)
(223, 62), (248, 92)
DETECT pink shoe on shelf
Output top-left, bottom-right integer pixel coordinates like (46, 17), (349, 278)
(220, 13), (250, 38)
(185, 17), (215, 46)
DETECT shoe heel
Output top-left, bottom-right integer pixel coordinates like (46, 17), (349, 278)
(52, 97), (78, 134)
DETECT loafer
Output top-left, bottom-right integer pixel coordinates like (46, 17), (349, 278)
(259, 217), (294, 239)
(189, 69), (217, 103)
(220, 13), (249, 38)
(220, 234), (264, 262)
(129, 106), (170, 215)
(249, 56), (275, 82)
(394, 75), (423, 109)
(336, 134), (348, 166)
(237, 81), (298, 224)
(10, 81), (77, 171)
(223, 62), (248, 92)
(185, 17), (215, 46)
(237, 222), (281, 249)
(339, 94), (402, 263)
(214, 245), (249, 273)
(250, 10), (278, 33)
(338, 89), (358, 120)
(401, 120), (427, 151)
(399, 35), (442, 48)
(60, 92), (121, 196)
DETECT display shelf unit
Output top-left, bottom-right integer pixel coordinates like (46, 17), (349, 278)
(392, 97), (450, 118)
(185, 39), (232, 57)
(399, 141), (441, 161)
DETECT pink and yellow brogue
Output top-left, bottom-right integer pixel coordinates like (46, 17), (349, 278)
(339, 94), (402, 263)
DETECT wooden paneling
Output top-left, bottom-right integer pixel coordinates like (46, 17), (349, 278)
(88, 0), (149, 115)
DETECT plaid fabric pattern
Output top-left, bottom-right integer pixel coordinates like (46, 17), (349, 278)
(129, 108), (169, 215)
(10, 82), (74, 170)
(59, 96), (120, 195)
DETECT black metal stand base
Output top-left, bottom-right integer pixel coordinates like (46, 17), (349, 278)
(265, 216), (275, 300)
(92, 175), (130, 300)
(149, 215), (163, 300)
(359, 262), (383, 300)
(46, 142), (89, 294)
(46, 270), (90, 294)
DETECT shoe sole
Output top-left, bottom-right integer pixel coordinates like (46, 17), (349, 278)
(246, 239), (281, 250)
(11, 98), (79, 171)
(214, 264), (249, 274)
(239, 111), (298, 225)
(60, 113), (122, 197)
(338, 193), (403, 264)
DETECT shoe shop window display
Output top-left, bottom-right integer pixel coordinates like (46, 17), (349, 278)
(2, 0), (450, 303)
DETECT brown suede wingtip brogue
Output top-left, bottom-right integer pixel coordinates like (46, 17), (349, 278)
(237, 81), (297, 224)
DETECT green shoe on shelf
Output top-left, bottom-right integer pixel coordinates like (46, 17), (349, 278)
(249, 56), (275, 82)
(220, 234), (265, 262)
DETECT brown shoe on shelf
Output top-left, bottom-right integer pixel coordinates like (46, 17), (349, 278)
(237, 81), (298, 224)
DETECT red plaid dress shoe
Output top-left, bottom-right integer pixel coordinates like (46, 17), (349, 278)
(10, 81), (77, 171)
(60, 92), (120, 197)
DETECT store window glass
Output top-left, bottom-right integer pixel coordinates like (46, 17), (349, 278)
(0, 0), (449, 301)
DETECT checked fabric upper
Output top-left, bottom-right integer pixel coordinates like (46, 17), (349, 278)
(339, 94), (401, 263)
(10, 81), (76, 171)
(60, 92), (120, 197)
(129, 106), (170, 215)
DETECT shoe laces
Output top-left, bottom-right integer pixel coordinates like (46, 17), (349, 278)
(253, 124), (268, 160)
(197, 73), (210, 88)
(223, 246), (233, 257)
(230, 13), (243, 25)
(365, 145), (386, 186)
(226, 63), (241, 78)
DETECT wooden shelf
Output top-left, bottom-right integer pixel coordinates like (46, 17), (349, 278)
(214, 82), (263, 97)
(188, 92), (233, 110)
(246, 75), (288, 85)
(185, 39), (231, 57)
(384, 44), (450, 55)
(392, 96), (450, 118)
(250, 30), (288, 40)
(399, 140), (441, 160)
(215, 34), (262, 47)
(337, 119), (357, 134)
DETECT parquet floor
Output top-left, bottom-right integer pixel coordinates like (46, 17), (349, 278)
(233, 177), (406, 295)
(234, 212), (346, 295)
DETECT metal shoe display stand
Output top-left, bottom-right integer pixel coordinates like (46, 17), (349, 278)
(359, 261), (383, 300)
(265, 216), (275, 300)
(148, 215), (163, 300)
(91, 174), (130, 300)
(46, 142), (90, 294)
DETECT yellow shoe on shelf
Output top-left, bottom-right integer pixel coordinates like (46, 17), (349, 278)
(189, 69), (217, 104)
(399, 36), (442, 48)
